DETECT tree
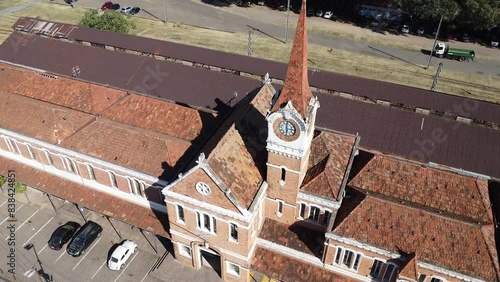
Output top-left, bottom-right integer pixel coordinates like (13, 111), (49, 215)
(457, 0), (500, 31)
(401, 0), (461, 22)
(79, 9), (136, 33)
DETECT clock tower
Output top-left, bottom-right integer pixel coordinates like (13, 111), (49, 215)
(265, 0), (319, 223)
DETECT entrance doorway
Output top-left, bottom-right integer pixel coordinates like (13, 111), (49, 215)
(199, 248), (221, 276)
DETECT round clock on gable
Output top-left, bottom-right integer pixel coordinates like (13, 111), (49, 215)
(279, 120), (296, 136)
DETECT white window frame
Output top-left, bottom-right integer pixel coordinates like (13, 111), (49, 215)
(298, 202), (306, 219)
(308, 205), (320, 222)
(229, 222), (238, 242)
(5, 138), (20, 155)
(370, 258), (384, 278)
(334, 247), (363, 272)
(62, 156), (77, 174)
(108, 171), (117, 188)
(322, 209), (331, 225)
(43, 149), (54, 166)
(86, 164), (96, 180)
(176, 205), (185, 224)
(277, 200), (284, 217)
(429, 277), (446, 282)
(196, 211), (217, 234)
(128, 178), (145, 197)
(381, 263), (398, 282)
(226, 262), (241, 277)
(26, 144), (36, 159)
(178, 243), (192, 258)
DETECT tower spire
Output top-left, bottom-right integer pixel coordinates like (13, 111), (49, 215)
(271, 0), (312, 119)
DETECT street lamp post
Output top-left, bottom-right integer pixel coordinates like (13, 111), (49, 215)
(285, 0), (290, 43)
(426, 15), (443, 69)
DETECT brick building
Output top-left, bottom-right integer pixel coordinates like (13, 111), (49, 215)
(0, 0), (498, 281)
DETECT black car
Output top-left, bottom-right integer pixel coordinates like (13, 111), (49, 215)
(67, 221), (102, 257)
(48, 221), (81, 250)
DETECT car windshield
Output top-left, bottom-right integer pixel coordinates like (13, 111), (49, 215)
(72, 237), (85, 247)
(111, 257), (119, 263)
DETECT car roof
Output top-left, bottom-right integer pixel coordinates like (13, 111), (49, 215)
(112, 245), (129, 258)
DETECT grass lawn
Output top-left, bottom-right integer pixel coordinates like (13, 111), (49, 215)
(0, 1), (499, 103)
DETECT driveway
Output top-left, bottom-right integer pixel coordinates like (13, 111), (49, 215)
(64, 0), (500, 77)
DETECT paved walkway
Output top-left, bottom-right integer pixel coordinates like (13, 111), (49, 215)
(0, 0), (41, 16)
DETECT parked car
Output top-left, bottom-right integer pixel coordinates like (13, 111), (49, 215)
(401, 24), (410, 33)
(306, 8), (314, 17)
(490, 36), (499, 48)
(371, 20), (381, 27)
(120, 6), (140, 15)
(108, 240), (138, 270)
(315, 9), (323, 17)
(460, 33), (470, 43)
(101, 1), (113, 10)
(67, 221), (102, 257)
(416, 26), (424, 36)
(257, 0), (265, 5)
(323, 11), (333, 19)
(110, 3), (120, 10)
(48, 221), (81, 250)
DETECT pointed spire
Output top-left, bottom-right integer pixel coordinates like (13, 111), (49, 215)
(271, 0), (312, 119)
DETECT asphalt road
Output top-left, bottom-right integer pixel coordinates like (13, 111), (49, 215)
(66, 0), (500, 78)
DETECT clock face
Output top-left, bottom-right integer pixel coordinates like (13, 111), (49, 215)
(279, 121), (296, 136)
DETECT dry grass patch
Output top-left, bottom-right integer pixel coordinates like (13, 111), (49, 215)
(1, 1), (499, 103)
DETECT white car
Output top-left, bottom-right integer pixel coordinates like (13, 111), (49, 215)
(108, 240), (138, 270)
(401, 24), (410, 33)
(323, 11), (333, 19)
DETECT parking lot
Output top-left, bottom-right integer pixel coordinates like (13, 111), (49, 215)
(0, 187), (167, 282)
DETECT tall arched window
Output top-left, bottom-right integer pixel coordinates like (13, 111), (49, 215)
(280, 168), (286, 182)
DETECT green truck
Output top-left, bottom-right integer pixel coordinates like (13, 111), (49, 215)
(435, 42), (475, 62)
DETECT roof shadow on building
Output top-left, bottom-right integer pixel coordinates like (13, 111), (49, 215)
(347, 150), (374, 181)
(287, 221), (325, 259)
(488, 180), (500, 267)
(332, 187), (366, 230)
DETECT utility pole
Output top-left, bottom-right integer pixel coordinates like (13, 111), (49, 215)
(431, 62), (443, 91)
(425, 15), (443, 69)
(285, 0), (290, 43)
(248, 30), (253, 56)
(163, 0), (168, 23)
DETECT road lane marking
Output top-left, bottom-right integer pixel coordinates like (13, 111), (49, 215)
(55, 251), (66, 262)
(23, 216), (54, 246)
(0, 204), (24, 225)
(38, 243), (48, 255)
(0, 200), (7, 208)
(5, 209), (39, 240)
(140, 259), (156, 282)
(114, 251), (139, 282)
(73, 237), (102, 270)
(92, 260), (107, 280)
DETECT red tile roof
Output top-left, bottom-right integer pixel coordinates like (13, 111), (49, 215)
(62, 119), (191, 177)
(333, 195), (499, 281)
(206, 85), (274, 208)
(301, 131), (356, 199)
(0, 157), (170, 238)
(0, 63), (126, 115)
(258, 218), (324, 258)
(349, 155), (493, 224)
(0, 63), (212, 178)
(398, 253), (418, 281)
(101, 94), (212, 142)
(270, 0), (312, 118)
(251, 247), (356, 282)
(0, 92), (95, 144)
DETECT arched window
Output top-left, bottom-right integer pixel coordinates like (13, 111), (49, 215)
(280, 168), (286, 182)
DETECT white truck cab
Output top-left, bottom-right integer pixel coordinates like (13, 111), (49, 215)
(435, 42), (446, 57)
